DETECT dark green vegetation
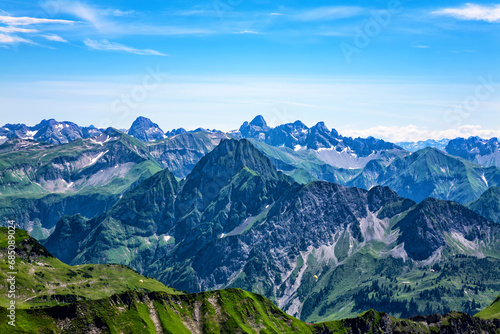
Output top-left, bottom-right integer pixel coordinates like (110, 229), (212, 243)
(1, 228), (499, 333)
(467, 186), (500, 224)
(40, 139), (500, 323)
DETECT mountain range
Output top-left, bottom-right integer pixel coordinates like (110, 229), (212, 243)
(1, 116), (500, 326)
(446, 136), (500, 167)
(2, 227), (499, 333)
(2, 116), (499, 169)
(0, 128), (224, 239)
(39, 138), (500, 322)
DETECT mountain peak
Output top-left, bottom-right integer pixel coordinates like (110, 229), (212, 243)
(203, 138), (283, 179)
(128, 116), (165, 142)
(179, 138), (291, 208)
(131, 116), (156, 127)
(312, 121), (329, 132)
(250, 115), (267, 127)
(239, 116), (270, 139)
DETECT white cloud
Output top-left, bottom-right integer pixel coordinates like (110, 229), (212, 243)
(42, 2), (212, 35)
(57, 2), (105, 30)
(294, 6), (365, 21)
(83, 39), (167, 56)
(412, 45), (430, 49)
(104, 9), (136, 17)
(433, 3), (500, 23)
(0, 15), (74, 26)
(41, 34), (68, 42)
(342, 125), (500, 142)
(0, 33), (36, 44)
(0, 26), (38, 33)
(234, 30), (261, 34)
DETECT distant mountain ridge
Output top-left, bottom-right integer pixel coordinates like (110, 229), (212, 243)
(0, 128), (225, 239)
(467, 186), (500, 224)
(0, 119), (101, 145)
(397, 139), (450, 152)
(2, 115), (405, 163)
(3, 116), (499, 169)
(2, 117), (499, 238)
(237, 116), (400, 153)
(446, 136), (500, 167)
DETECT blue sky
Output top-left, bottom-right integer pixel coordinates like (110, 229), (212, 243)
(0, 0), (499, 141)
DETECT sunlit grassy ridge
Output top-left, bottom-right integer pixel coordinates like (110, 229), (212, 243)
(476, 295), (500, 320)
(0, 228), (181, 310)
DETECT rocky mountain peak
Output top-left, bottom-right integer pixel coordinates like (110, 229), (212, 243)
(128, 116), (166, 142)
(250, 115), (267, 127)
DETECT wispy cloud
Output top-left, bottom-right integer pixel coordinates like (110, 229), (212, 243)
(0, 26), (37, 33)
(42, 2), (213, 36)
(412, 45), (430, 49)
(53, 2), (105, 31)
(433, 3), (500, 23)
(102, 9), (136, 17)
(41, 34), (68, 42)
(0, 15), (74, 26)
(234, 30), (261, 34)
(83, 39), (167, 56)
(0, 33), (36, 45)
(293, 6), (365, 22)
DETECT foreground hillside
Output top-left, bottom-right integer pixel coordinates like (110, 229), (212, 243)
(0, 227), (181, 310)
(3, 290), (500, 334)
(1, 228), (499, 333)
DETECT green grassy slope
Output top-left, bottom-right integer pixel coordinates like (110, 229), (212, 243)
(476, 295), (500, 320)
(467, 186), (500, 224)
(0, 228), (181, 310)
(2, 291), (500, 334)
